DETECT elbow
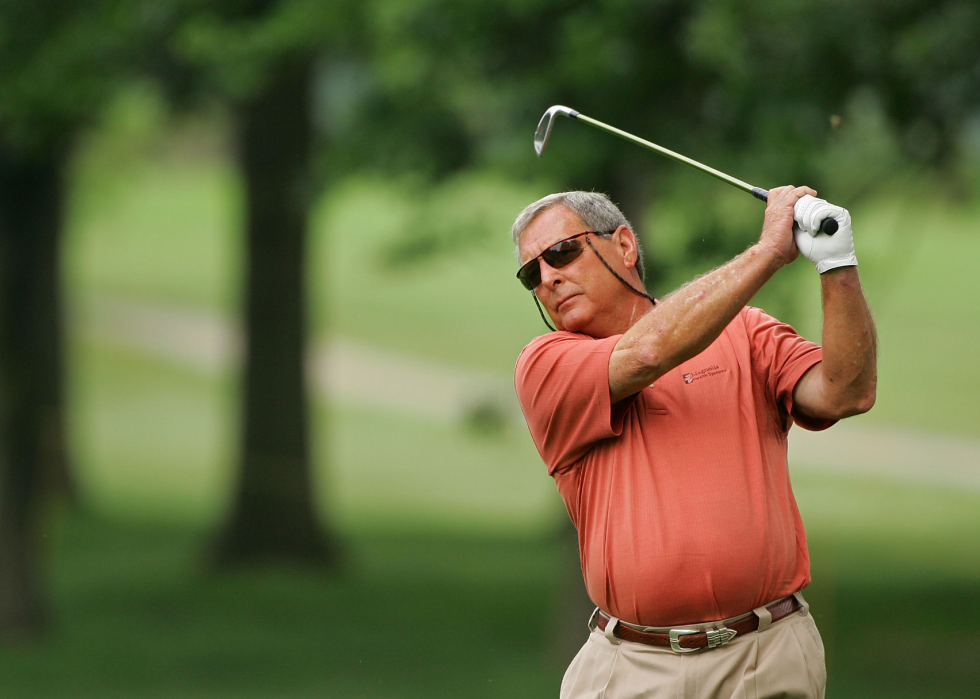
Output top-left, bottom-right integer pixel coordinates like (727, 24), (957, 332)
(857, 386), (878, 414)
(609, 343), (667, 404)
(837, 383), (876, 418)
(853, 374), (878, 415)
(850, 389), (876, 416)
(634, 344), (666, 375)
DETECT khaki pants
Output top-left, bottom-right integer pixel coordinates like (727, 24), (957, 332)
(561, 602), (826, 699)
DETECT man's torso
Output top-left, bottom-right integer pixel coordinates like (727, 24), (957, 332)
(515, 307), (828, 626)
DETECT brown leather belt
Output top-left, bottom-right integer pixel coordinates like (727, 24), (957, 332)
(594, 595), (802, 653)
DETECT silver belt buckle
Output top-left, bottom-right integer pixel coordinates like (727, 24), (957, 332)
(669, 626), (737, 653)
(668, 628), (700, 653)
(706, 626), (737, 649)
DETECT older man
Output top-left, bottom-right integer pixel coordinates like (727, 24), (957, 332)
(513, 187), (876, 698)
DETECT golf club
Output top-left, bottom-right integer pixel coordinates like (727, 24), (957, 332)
(534, 105), (838, 235)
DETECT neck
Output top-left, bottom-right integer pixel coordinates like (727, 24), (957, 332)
(568, 293), (655, 338)
(626, 295), (655, 329)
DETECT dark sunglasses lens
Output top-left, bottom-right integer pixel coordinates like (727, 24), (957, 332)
(516, 237), (588, 290)
(517, 260), (540, 290)
(541, 240), (585, 269)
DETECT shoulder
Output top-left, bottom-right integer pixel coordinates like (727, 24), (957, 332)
(737, 305), (805, 342)
(515, 331), (621, 397)
(740, 305), (779, 327)
(516, 331), (602, 369)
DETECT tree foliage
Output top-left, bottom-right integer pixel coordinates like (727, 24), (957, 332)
(350, 0), (980, 178)
(320, 0), (980, 293)
(0, 0), (173, 154)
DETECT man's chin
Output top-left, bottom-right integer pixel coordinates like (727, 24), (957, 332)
(557, 309), (594, 335)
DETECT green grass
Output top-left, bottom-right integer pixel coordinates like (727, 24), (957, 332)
(853, 197), (980, 435)
(69, 343), (237, 524)
(39, 93), (980, 697)
(0, 492), (976, 699)
(797, 472), (980, 696)
(66, 113), (980, 436)
(325, 400), (559, 534)
(69, 340), (556, 531)
(5, 516), (563, 699)
(310, 174), (549, 372)
(56, 341), (980, 697)
(67, 156), (243, 314)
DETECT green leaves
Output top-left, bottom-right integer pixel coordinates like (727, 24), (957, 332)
(172, 0), (356, 99)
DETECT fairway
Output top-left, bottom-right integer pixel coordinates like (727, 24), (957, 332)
(47, 96), (980, 697)
(56, 339), (980, 697)
(7, 6), (980, 699)
(67, 116), (980, 435)
(0, 495), (977, 699)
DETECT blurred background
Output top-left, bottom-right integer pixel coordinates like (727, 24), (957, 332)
(1, 0), (979, 697)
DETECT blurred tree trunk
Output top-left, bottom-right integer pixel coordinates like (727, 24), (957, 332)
(550, 517), (595, 669)
(580, 164), (662, 291)
(215, 60), (338, 566)
(0, 148), (73, 636)
(611, 165), (663, 291)
(544, 167), (656, 664)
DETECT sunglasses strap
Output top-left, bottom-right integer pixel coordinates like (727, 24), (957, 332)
(585, 237), (655, 304)
(532, 293), (556, 331)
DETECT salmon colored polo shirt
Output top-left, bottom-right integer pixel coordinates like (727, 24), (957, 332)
(515, 306), (832, 627)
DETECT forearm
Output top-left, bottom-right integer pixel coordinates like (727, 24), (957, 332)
(816, 266), (878, 414)
(609, 243), (784, 401)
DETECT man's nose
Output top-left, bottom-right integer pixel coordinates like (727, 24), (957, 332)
(539, 259), (564, 287)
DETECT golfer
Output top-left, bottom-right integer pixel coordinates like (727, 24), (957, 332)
(513, 186), (876, 698)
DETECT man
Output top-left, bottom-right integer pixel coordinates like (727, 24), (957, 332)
(512, 186), (876, 699)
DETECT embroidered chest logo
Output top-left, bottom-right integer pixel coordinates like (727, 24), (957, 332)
(682, 364), (728, 385)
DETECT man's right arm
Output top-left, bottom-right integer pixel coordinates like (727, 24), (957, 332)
(608, 185), (815, 404)
(516, 333), (628, 474)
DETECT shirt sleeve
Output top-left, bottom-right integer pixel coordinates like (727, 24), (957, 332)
(514, 332), (631, 475)
(743, 306), (836, 432)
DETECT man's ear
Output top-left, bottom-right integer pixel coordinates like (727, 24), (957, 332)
(615, 225), (639, 271)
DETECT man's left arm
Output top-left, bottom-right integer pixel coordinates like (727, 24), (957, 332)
(793, 266), (877, 420)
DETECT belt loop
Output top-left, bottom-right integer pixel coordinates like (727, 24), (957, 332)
(753, 604), (773, 632)
(602, 615), (622, 645)
(793, 591), (810, 617)
(587, 607), (600, 632)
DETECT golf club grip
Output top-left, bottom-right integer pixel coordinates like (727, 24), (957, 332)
(750, 187), (837, 235)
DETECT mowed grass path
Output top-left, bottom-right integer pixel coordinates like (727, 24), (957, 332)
(68, 125), (980, 436)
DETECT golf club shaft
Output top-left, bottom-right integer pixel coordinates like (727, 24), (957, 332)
(538, 106), (837, 234)
(573, 113), (769, 202)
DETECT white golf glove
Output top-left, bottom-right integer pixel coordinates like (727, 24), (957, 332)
(793, 195), (857, 274)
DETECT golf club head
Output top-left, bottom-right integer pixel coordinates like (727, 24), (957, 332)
(534, 105), (579, 156)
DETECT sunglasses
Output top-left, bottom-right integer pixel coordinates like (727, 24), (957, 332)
(516, 231), (614, 290)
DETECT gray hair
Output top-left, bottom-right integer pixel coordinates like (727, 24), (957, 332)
(511, 191), (645, 281)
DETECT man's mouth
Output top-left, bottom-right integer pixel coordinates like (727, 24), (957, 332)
(556, 295), (578, 313)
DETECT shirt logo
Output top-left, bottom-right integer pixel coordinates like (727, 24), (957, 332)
(682, 365), (727, 385)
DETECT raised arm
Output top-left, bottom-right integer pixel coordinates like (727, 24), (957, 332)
(792, 267), (877, 419)
(609, 185), (812, 403)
